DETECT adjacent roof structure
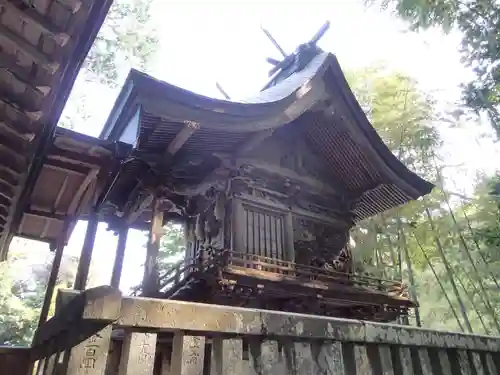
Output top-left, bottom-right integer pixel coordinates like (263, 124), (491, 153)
(13, 128), (126, 248)
(0, 0), (114, 258)
(99, 52), (433, 224)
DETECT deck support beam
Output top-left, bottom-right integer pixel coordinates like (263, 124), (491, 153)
(111, 221), (129, 288)
(142, 196), (164, 296)
(73, 214), (98, 290)
(37, 220), (71, 328)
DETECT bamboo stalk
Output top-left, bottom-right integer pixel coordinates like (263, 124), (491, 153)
(396, 217), (421, 327)
(461, 206), (500, 290)
(456, 274), (490, 334)
(434, 162), (500, 333)
(412, 230), (465, 332)
(424, 206), (473, 333)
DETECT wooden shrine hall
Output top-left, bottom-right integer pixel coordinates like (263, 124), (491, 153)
(0, 7), (433, 328)
(89, 40), (434, 322)
(2, 8), (499, 375)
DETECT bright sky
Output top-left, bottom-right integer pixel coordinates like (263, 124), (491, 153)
(17, 0), (500, 293)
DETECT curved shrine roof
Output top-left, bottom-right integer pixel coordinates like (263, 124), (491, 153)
(101, 52), (433, 223)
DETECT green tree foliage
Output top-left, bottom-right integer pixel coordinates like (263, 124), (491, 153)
(84, 0), (159, 87)
(58, 0), (159, 130)
(348, 65), (500, 334)
(0, 247), (78, 345)
(367, 0), (500, 137)
(158, 223), (186, 280)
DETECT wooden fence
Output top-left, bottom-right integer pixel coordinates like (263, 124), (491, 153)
(29, 286), (500, 375)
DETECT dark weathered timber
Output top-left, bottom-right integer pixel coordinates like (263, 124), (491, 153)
(0, 346), (31, 375)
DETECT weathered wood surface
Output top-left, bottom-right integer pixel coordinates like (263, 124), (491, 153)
(0, 346), (31, 375)
(29, 287), (500, 375)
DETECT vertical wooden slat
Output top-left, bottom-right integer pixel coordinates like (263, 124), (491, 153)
(378, 345), (395, 375)
(118, 332), (157, 375)
(232, 200), (245, 252)
(247, 340), (283, 375)
(111, 224), (128, 288)
(284, 212), (294, 262)
(170, 333), (205, 375)
(484, 353), (498, 375)
(246, 208), (251, 254)
(36, 358), (46, 375)
(38, 222), (69, 326)
(266, 215), (272, 258)
(259, 212), (266, 258)
(272, 216), (278, 259)
(252, 210), (258, 258)
(160, 347), (172, 375)
(312, 341), (344, 375)
(418, 348), (433, 375)
(438, 350), (452, 375)
(275, 216), (283, 261)
(354, 344), (373, 375)
(74, 215), (98, 290)
(458, 350), (473, 375)
(65, 325), (113, 375)
(211, 338), (243, 375)
(295, 342), (321, 373)
(43, 351), (60, 375)
(397, 347), (415, 375)
(471, 352), (486, 375)
(143, 197), (164, 296)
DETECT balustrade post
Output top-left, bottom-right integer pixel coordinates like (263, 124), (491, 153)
(74, 214), (99, 290)
(143, 195), (164, 297)
(38, 220), (71, 328)
(111, 221), (128, 289)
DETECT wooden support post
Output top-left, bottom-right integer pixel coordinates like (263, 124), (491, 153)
(142, 196), (164, 296)
(37, 221), (71, 328)
(74, 214), (99, 290)
(111, 222), (128, 288)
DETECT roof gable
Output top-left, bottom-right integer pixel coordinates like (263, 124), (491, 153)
(99, 53), (433, 222)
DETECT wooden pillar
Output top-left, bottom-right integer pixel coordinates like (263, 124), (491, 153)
(74, 214), (99, 290)
(111, 222), (128, 288)
(37, 221), (71, 328)
(142, 196), (164, 296)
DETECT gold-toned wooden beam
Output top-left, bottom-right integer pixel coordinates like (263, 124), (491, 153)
(165, 120), (200, 156)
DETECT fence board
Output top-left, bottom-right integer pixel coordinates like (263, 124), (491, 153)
(170, 333), (205, 375)
(28, 289), (500, 375)
(211, 338), (243, 375)
(118, 332), (157, 375)
(64, 325), (113, 375)
(438, 350), (452, 375)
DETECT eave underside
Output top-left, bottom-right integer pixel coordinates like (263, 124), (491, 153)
(0, 0), (114, 258)
(13, 129), (118, 248)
